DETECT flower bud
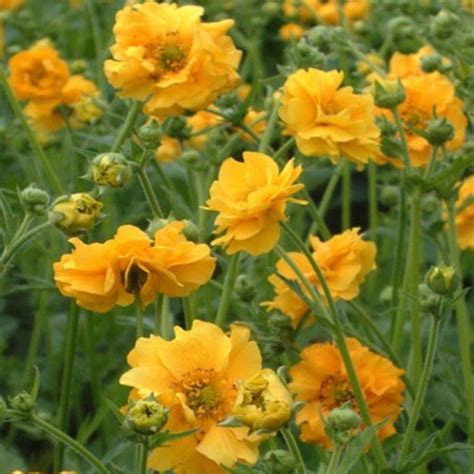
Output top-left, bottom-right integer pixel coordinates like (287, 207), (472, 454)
(432, 10), (459, 40)
(49, 193), (103, 234)
(425, 265), (458, 296)
(421, 194), (439, 214)
(146, 217), (174, 236)
(234, 274), (257, 303)
(373, 79), (406, 109)
(70, 59), (87, 74)
(125, 398), (168, 435)
(165, 116), (190, 140)
(19, 185), (50, 215)
(180, 149), (201, 168)
(181, 219), (199, 243)
(306, 26), (337, 53)
(233, 369), (292, 431)
(380, 185), (400, 207)
(88, 153), (131, 188)
(389, 17), (423, 54)
(263, 450), (295, 474)
(419, 283), (440, 314)
(9, 392), (35, 413)
(420, 54), (442, 73)
(325, 403), (360, 445)
(293, 38), (325, 69)
(138, 120), (162, 149)
(424, 117), (454, 146)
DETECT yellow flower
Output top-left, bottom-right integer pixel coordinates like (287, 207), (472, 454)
(289, 338), (405, 449)
(186, 110), (221, 150)
(377, 72), (467, 167)
(279, 23), (306, 41)
(0, 0), (23, 10)
(283, 0), (369, 25)
(104, 2), (241, 120)
(9, 42), (70, 101)
(155, 136), (182, 163)
(279, 68), (381, 169)
(120, 320), (262, 473)
(455, 176), (474, 250)
(233, 369), (292, 431)
(206, 152), (305, 256)
(53, 222), (216, 312)
(388, 46), (449, 79)
(263, 229), (376, 327)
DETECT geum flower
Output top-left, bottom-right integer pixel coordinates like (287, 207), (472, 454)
(279, 68), (382, 169)
(53, 222), (215, 312)
(120, 320), (263, 474)
(289, 338), (405, 449)
(104, 2), (241, 120)
(263, 228), (376, 327)
(206, 151), (305, 256)
(454, 175), (474, 250)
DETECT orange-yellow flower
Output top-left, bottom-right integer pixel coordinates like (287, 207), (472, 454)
(279, 23), (306, 41)
(0, 0), (23, 10)
(377, 72), (467, 167)
(155, 136), (182, 163)
(8, 42), (70, 101)
(454, 176), (474, 250)
(120, 319), (262, 473)
(388, 46), (449, 79)
(206, 152), (305, 256)
(279, 68), (381, 169)
(289, 338), (405, 449)
(263, 228), (376, 327)
(104, 2), (241, 120)
(283, 0), (369, 25)
(186, 110), (222, 150)
(53, 222), (216, 312)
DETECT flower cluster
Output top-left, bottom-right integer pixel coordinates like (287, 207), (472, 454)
(53, 222), (216, 312)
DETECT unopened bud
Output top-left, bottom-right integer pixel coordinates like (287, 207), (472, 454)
(425, 265), (458, 296)
(49, 193), (103, 234)
(181, 219), (199, 243)
(125, 398), (168, 435)
(294, 38), (325, 69)
(88, 153), (131, 188)
(419, 283), (440, 314)
(420, 54), (442, 73)
(263, 449), (295, 474)
(389, 17), (423, 54)
(146, 217), (174, 236)
(380, 185), (400, 207)
(20, 185), (50, 215)
(138, 120), (162, 149)
(424, 117), (454, 146)
(373, 79), (406, 109)
(325, 403), (360, 445)
(234, 274), (257, 302)
(180, 149), (201, 168)
(9, 392), (35, 413)
(432, 10), (459, 40)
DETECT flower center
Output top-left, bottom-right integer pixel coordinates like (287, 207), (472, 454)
(159, 43), (187, 71)
(318, 375), (355, 411)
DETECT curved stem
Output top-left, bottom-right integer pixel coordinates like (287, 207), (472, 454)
(300, 188), (331, 240)
(54, 303), (81, 471)
(111, 101), (141, 152)
(215, 253), (241, 328)
(280, 428), (306, 474)
(0, 65), (64, 194)
(29, 413), (110, 474)
(397, 316), (441, 469)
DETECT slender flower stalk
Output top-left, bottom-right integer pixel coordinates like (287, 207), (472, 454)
(215, 252), (241, 327)
(342, 159), (351, 230)
(280, 428), (307, 474)
(183, 296), (194, 329)
(326, 445), (343, 474)
(258, 98), (280, 154)
(136, 166), (163, 218)
(111, 101), (142, 152)
(137, 440), (149, 474)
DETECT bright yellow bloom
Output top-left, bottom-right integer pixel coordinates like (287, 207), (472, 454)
(121, 320), (262, 473)
(9, 42), (70, 101)
(389, 46), (449, 79)
(377, 72), (467, 167)
(233, 369), (292, 431)
(283, 0), (369, 25)
(289, 338), (405, 449)
(279, 23), (306, 41)
(104, 2), (241, 120)
(206, 152), (305, 256)
(0, 0), (23, 10)
(186, 110), (221, 150)
(264, 229), (376, 327)
(155, 136), (182, 163)
(53, 222), (216, 312)
(455, 176), (474, 250)
(279, 68), (381, 169)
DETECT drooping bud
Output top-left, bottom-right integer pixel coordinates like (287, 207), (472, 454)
(420, 54), (442, 73)
(88, 153), (131, 188)
(124, 398), (168, 435)
(373, 79), (406, 109)
(424, 117), (454, 146)
(431, 10), (459, 40)
(425, 265), (458, 296)
(138, 120), (162, 149)
(380, 185), (400, 207)
(49, 193), (103, 234)
(262, 449), (295, 474)
(19, 184), (50, 215)
(388, 17), (423, 54)
(233, 369), (292, 431)
(325, 403), (361, 445)
(9, 392), (35, 414)
(234, 274), (257, 303)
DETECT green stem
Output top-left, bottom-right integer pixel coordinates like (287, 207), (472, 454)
(368, 162), (378, 241)
(85, 0), (104, 90)
(215, 253), (241, 328)
(54, 303), (80, 472)
(136, 298), (144, 338)
(137, 440), (149, 474)
(273, 137), (296, 163)
(160, 296), (172, 340)
(341, 159), (351, 230)
(0, 65), (63, 194)
(258, 99), (280, 153)
(300, 188), (331, 240)
(29, 413), (110, 474)
(137, 166), (163, 218)
(391, 108), (412, 170)
(397, 316), (441, 469)
(111, 101), (141, 152)
(446, 198), (474, 468)
(183, 296), (194, 329)
(281, 222), (387, 469)
(320, 162), (344, 217)
(326, 444), (343, 474)
(280, 428), (306, 474)
(154, 295), (164, 335)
